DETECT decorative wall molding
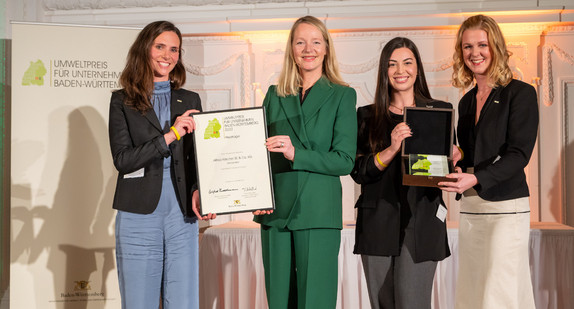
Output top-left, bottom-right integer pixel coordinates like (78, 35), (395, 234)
(508, 42), (529, 64)
(339, 56), (380, 75)
(42, 0), (331, 10)
(184, 52), (244, 76)
(348, 81), (375, 107)
(341, 54), (454, 75)
(38, 0), (570, 35)
(41, 0), (567, 12)
(191, 29), (459, 41)
(543, 43), (574, 106)
(189, 86), (234, 111)
(544, 25), (574, 34)
(184, 52), (251, 107)
(185, 36), (244, 42)
(511, 65), (524, 81)
(262, 48), (284, 57)
(331, 29), (458, 39)
(425, 57), (454, 72)
(565, 80), (573, 149)
(564, 80), (574, 226)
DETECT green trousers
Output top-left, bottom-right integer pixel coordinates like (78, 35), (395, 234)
(260, 225), (341, 309)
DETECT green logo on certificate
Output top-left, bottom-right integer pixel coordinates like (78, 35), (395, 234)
(204, 118), (222, 139)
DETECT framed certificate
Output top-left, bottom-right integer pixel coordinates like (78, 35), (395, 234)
(192, 106), (274, 215)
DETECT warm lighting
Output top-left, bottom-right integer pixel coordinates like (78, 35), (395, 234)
(186, 29), (289, 38)
(231, 17), (301, 24)
(461, 9), (564, 17)
(461, 9), (565, 24)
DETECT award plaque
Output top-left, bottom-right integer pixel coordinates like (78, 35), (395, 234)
(401, 106), (456, 187)
(408, 154), (450, 177)
(193, 106), (274, 215)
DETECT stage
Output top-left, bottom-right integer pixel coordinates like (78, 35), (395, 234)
(198, 221), (574, 309)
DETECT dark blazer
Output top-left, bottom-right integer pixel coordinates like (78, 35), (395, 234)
(457, 79), (539, 201)
(254, 77), (357, 230)
(108, 88), (202, 216)
(351, 99), (451, 263)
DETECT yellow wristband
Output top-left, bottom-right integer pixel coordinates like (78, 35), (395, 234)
(456, 145), (464, 160)
(170, 126), (181, 141)
(376, 152), (388, 168)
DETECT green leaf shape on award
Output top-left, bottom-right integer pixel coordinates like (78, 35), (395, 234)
(204, 118), (222, 139)
(409, 154), (449, 177)
(409, 154), (432, 176)
(412, 157), (432, 170)
(22, 60), (47, 86)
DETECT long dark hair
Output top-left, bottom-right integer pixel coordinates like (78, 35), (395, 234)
(119, 21), (186, 113)
(369, 37), (433, 152)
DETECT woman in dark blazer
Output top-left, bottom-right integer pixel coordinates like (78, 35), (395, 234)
(253, 16), (357, 309)
(109, 21), (214, 309)
(439, 15), (538, 309)
(352, 37), (456, 309)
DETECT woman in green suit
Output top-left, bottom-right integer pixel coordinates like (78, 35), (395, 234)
(253, 15), (357, 309)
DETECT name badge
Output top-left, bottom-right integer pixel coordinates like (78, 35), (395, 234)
(436, 204), (447, 222)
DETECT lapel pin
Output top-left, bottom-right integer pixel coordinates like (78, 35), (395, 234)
(494, 100), (499, 104)
(177, 99), (182, 102)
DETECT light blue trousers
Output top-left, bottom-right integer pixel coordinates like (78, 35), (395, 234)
(115, 176), (199, 309)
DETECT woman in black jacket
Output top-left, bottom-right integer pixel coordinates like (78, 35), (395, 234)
(352, 37), (458, 309)
(109, 21), (215, 309)
(439, 15), (538, 309)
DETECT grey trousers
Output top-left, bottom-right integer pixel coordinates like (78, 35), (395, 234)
(361, 228), (438, 309)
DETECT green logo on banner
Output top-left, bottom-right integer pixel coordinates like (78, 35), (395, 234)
(204, 119), (221, 139)
(22, 60), (47, 86)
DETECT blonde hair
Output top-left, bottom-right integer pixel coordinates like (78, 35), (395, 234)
(276, 15), (347, 97)
(452, 14), (513, 89)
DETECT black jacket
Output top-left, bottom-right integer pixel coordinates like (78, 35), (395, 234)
(352, 99), (451, 262)
(457, 79), (539, 201)
(108, 88), (202, 215)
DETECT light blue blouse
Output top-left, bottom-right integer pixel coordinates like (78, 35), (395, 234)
(152, 80), (172, 171)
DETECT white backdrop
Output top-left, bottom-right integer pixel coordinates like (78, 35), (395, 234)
(11, 23), (139, 309)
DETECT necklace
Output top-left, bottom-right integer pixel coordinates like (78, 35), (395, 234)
(389, 105), (403, 113)
(476, 88), (492, 104)
(389, 102), (415, 114)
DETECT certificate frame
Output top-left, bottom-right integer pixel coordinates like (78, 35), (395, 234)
(192, 106), (275, 215)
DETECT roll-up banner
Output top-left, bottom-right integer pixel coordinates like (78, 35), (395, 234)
(11, 22), (139, 308)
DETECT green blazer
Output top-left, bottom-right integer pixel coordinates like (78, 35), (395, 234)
(254, 77), (357, 230)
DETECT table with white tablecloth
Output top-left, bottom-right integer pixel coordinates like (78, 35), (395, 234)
(198, 221), (574, 309)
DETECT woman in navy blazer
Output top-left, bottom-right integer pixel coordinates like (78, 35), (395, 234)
(439, 15), (538, 309)
(352, 37), (455, 309)
(109, 21), (214, 309)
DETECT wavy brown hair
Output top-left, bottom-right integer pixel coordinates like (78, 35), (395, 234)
(369, 37), (432, 152)
(452, 14), (513, 89)
(276, 15), (347, 97)
(119, 21), (186, 112)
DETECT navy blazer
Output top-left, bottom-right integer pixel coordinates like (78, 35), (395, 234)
(457, 79), (539, 201)
(351, 99), (451, 262)
(108, 88), (202, 215)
